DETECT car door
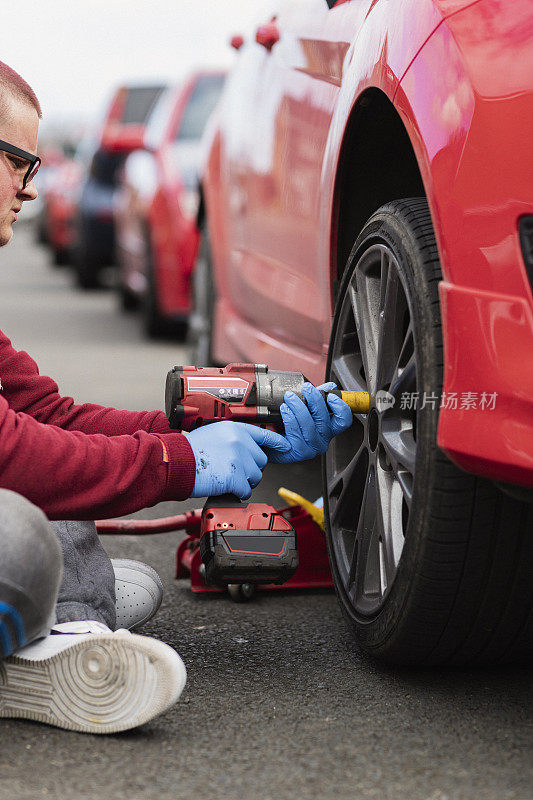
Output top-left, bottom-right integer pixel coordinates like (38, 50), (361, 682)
(227, 0), (372, 355)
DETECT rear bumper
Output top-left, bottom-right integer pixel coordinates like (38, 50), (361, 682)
(48, 201), (77, 251)
(438, 280), (533, 487)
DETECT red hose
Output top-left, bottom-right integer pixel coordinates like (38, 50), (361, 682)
(96, 511), (202, 535)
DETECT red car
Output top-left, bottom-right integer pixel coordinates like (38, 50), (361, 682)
(197, 0), (533, 665)
(41, 156), (83, 265)
(115, 72), (225, 336)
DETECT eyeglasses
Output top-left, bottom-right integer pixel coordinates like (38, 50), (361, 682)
(0, 139), (41, 189)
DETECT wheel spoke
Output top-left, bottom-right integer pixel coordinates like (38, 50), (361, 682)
(353, 466), (381, 599)
(380, 427), (415, 507)
(398, 321), (414, 366)
(390, 478), (408, 560)
(389, 352), (416, 400)
(388, 322), (415, 396)
(396, 470), (414, 509)
(381, 427), (416, 475)
(376, 464), (405, 582)
(350, 274), (378, 392)
(346, 461), (371, 589)
(328, 443), (367, 526)
(331, 353), (367, 394)
(375, 466), (396, 592)
(378, 248), (389, 313)
(376, 258), (407, 391)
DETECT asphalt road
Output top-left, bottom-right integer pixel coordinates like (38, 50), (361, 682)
(0, 225), (531, 800)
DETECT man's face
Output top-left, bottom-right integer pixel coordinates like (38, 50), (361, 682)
(0, 95), (39, 247)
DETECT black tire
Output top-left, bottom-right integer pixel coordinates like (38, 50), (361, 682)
(52, 248), (69, 267)
(36, 214), (49, 246)
(186, 224), (216, 366)
(118, 283), (139, 313)
(142, 230), (187, 339)
(74, 238), (101, 289)
(324, 198), (533, 666)
(143, 230), (167, 338)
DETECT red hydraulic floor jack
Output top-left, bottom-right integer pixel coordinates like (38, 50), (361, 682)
(96, 489), (333, 601)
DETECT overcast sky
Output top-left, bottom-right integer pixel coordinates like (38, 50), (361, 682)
(2, 0), (274, 133)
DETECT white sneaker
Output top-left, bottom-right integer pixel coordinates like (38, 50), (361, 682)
(112, 559), (164, 631)
(0, 621), (186, 734)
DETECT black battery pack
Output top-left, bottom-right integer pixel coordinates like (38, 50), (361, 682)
(199, 496), (298, 585)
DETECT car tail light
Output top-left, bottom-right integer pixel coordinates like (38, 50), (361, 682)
(519, 216), (533, 290)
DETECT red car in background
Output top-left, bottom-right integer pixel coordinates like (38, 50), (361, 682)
(197, 0), (533, 665)
(115, 72), (225, 336)
(34, 147), (67, 248)
(40, 157), (83, 265)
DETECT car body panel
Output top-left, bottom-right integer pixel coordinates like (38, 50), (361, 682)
(394, 0), (533, 482)
(204, 0), (533, 485)
(207, 0), (445, 369)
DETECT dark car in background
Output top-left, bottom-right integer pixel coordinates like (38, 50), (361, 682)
(114, 72), (225, 336)
(74, 84), (165, 288)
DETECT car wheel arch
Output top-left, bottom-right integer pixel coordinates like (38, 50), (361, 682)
(330, 88), (427, 292)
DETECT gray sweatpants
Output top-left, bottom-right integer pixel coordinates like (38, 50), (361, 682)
(0, 489), (116, 657)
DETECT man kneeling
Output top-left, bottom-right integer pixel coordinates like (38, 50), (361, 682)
(0, 62), (352, 733)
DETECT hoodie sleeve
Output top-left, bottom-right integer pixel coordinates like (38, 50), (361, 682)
(0, 392), (195, 519)
(0, 329), (175, 436)
(0, 329), (195, 518)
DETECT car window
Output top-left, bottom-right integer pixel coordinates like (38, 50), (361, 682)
(90, 149), (127, 186)
(122, 86), (165, 125)
(144, 87), (177, 151)
(175, 75), (226, 141)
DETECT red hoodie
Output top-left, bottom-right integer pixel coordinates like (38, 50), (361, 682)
(0, 329), (195, 520)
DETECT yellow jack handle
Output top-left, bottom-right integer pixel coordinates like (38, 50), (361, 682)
(278, 487), (325, 531)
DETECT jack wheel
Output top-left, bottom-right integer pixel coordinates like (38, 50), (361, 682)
(227, 583), (256, 602)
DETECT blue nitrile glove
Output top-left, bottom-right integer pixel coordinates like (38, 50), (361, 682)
(183, 421), (290, 499)
(264, 382), (353, 464)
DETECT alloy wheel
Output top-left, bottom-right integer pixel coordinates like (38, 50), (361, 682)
(326, 243), (417, 616)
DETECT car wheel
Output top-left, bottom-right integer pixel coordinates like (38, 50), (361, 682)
(143, 229), (168, 338)
(74, 235), (101, 289)
(324, 198), (533, 666)
(187, 224), (216, 366)
(52, 247), (69, 267)
(118, 283), (139, 313)
(36, 216), (49, 246)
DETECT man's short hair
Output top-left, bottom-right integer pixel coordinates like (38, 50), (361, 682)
(0, 61), (42, 120)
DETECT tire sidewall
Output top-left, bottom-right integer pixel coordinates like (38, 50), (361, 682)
(187, 226), (215, 366)
(74, 237), (100, 289)
(143, 227), (165, 337)
(324, 202), (443, 655)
